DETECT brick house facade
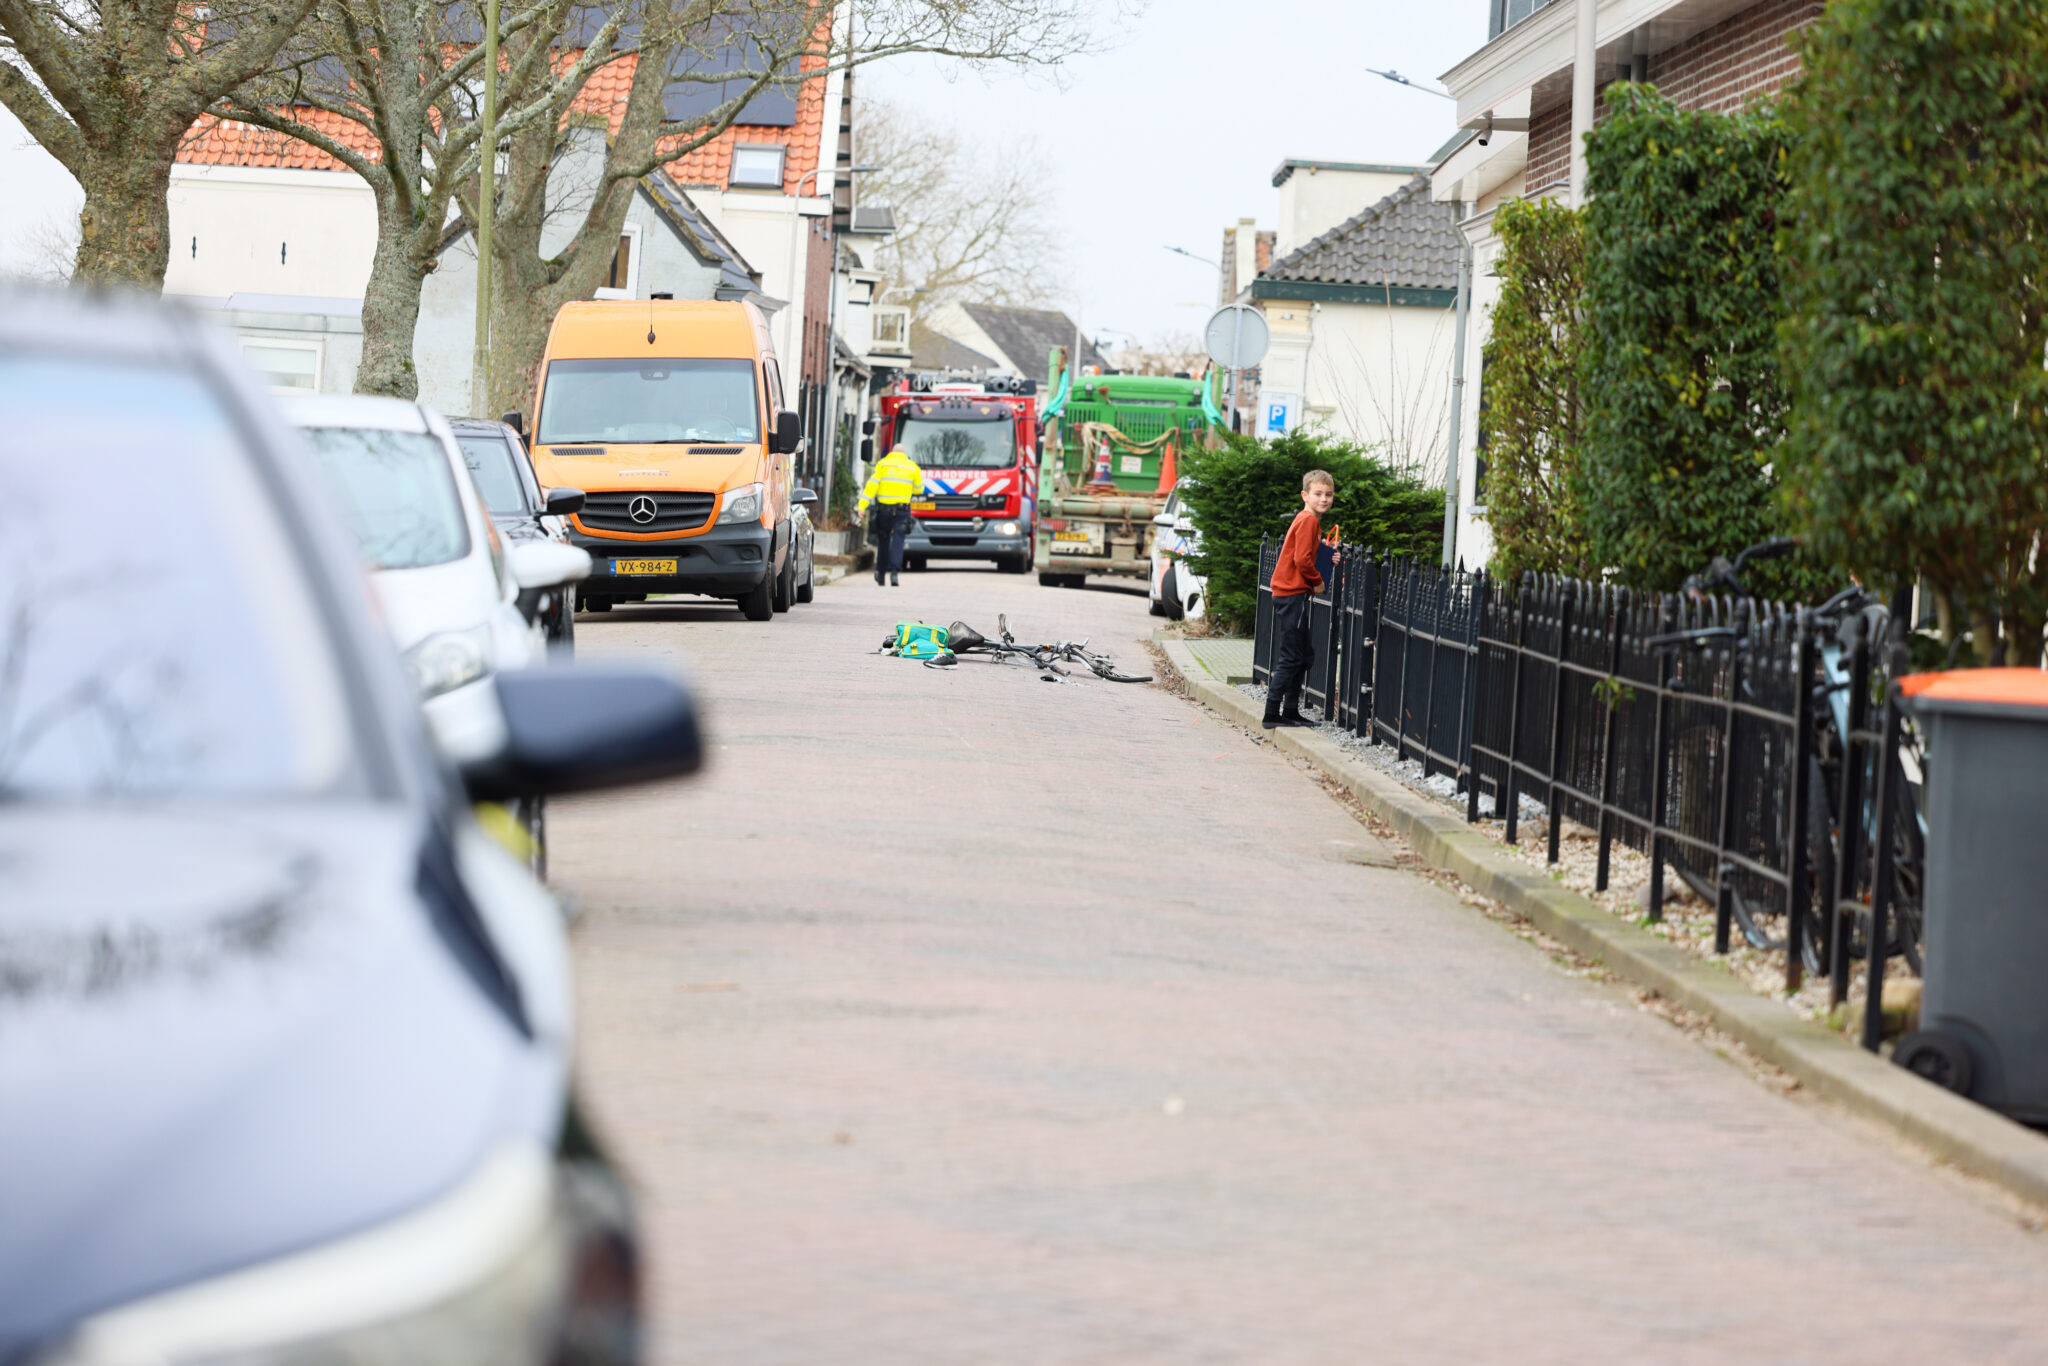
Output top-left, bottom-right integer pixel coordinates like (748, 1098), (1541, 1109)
(1524, 0), (1822, 190)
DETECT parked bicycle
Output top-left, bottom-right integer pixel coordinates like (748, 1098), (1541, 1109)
(1656, 539), (1926, 984)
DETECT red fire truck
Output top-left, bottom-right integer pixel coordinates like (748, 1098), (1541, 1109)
(869, 371), (1039, 574)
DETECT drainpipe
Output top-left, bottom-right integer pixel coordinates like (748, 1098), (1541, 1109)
(1571, 0), (1598, 206)
(1441, 206), (1472, 570)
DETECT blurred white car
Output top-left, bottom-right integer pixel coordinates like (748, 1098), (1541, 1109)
(284, 396), (590, 868)
(1149, 480), (1206, 622)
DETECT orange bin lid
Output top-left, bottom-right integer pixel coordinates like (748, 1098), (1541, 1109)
(1898, 668), (2048, 708)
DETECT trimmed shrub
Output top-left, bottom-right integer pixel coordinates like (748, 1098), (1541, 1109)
(1779, 0), (2048, 663)
(1577, 85), (1827, 599)
(1183, 429), (1441, 632)
(1479, 196), (1594, 583)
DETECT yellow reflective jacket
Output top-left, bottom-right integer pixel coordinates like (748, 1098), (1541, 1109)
(857, 450), (924, 511)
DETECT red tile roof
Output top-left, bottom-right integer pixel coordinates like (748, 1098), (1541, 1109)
(177, 49), (826, 193)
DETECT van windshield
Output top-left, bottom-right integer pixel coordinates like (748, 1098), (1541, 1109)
(897, 417), (1014, 470)
(538, 358), (759, 445)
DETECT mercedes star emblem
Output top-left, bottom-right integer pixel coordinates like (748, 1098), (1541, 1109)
(627, 494), (659, 524)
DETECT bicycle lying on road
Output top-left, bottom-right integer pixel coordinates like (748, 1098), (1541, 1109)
(939, 616), (1153, 684)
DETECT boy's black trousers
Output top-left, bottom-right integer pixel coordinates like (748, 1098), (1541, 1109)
(1269, 591), (1314, 712)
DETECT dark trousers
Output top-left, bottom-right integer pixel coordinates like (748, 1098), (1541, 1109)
(873, 504), (911, 578)
(1269, 592), (1314, 712)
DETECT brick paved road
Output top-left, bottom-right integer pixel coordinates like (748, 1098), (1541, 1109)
(553, 566), (2048, 1365)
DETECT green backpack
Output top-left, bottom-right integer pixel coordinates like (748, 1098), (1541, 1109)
(885, 622), (951, 659)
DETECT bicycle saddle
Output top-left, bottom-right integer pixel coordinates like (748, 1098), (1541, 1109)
(948, 621), (987, 651)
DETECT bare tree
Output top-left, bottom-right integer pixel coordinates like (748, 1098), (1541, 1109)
(855, 95), (1059, 332)
(0, 0), (320, 286)
(473, 5), (1101, 418)
(1106, 330), (1204, 377)
(214, 0), (638, 395)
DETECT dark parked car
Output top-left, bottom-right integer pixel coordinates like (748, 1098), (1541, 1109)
(787, 486), (818, 607)
(0, 288), (701, 1364)
(451, 416), (586, 653)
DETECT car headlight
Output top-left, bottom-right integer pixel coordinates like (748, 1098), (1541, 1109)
(715, 483), (764, 525)
(405, 627), (491, 700)
(37, 1143), (572, 1366)
(998, 521), (1019, 537)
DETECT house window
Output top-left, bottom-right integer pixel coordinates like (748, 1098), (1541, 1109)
(241, 340), (321, 393)
(608, 234), (632, 290)
(873, 308), (907, 346)
(730, 145), (786, 190)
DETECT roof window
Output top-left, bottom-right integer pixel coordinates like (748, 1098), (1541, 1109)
(730, 145), (786, 190)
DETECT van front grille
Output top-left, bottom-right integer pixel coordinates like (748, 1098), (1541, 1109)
(578, 490), (716, 534)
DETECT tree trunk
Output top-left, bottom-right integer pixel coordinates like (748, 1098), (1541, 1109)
(72, 152), (175, 289)
(356, 206), (437, 399)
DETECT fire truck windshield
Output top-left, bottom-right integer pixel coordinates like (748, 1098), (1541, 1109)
(897, 416), (1015, 469)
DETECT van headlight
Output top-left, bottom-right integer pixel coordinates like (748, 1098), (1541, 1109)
(405, 627), (492, 699)
(37, 1144), (572, 1366)
(716, 483), (764, 525)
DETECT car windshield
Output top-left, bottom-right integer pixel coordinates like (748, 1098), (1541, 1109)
(537, 358), (759, 445)
(896, 417), (1014, 470)
(0, 355), (352, 798)
(301, 427), (470, 570)
(456, 433), (532, 517)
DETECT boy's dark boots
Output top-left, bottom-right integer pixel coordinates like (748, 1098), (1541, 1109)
(1261, 692), (1284, 730)
(1277, 692), (1312, 727)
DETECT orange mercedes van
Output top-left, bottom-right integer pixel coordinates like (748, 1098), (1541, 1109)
(518, 298), (803, 621)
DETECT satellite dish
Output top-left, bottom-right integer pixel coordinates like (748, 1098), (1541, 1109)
(1203, 304), (1270, 369)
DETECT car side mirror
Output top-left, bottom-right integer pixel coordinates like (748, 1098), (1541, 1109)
(507, 539), (591, 591)
(772, 410), (802, 454)
(792, 487), (819, 506)
(1152, 513), (1174, 528)
(500, 411), (524, 438)
(462, 667), (703, 800)
(543, 486), (585, 516)
(859, 437), (873, 461)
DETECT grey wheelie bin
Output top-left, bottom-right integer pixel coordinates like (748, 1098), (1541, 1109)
(1894, 668), (2048, 1121)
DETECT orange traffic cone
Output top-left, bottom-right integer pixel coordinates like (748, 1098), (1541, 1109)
(1154, 437), (1177, 495)
(1087, 436), (1115, 489)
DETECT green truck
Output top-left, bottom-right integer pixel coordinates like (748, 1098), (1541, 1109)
(1033, 348), (1223, 587)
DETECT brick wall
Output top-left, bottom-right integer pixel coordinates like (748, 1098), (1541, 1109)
(1521, 0), (1823, 192)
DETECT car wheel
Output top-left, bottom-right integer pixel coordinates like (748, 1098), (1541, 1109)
(1004, 552), (1031, 574)
(521, 796), (547, 881)
(549, 594), (576, 657)
(739, 571), (774, 621)
(907, 554), (928, 572)
(771, 556), (793, 613)
(796, 558), (815, 603)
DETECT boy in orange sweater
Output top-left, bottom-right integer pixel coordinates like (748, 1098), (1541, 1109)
(1264, 469), (1335, 730)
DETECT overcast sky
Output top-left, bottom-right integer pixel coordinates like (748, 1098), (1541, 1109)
(869, 0), (1491, 349)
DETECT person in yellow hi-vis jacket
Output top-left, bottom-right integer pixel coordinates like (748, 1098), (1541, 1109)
(854, 447), (924, 587)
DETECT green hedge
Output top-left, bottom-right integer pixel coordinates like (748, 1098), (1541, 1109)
(1183, 429), (1441, 632)
(1577, 85), (1825, 599)
(1480, 197), (1593, 583)
(1779, 0), (2048, 663)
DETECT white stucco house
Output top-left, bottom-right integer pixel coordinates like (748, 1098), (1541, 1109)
(1236, 163), (1462, 481)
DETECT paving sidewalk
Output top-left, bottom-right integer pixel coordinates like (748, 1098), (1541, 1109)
(1177, 633), (1256, 684)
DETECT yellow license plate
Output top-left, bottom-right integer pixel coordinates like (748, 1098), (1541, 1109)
(911, 500), (936, 511)
(612, 558), (677, 575)
(1053, 530), (1093, 542)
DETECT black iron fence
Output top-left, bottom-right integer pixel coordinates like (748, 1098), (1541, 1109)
(1252, 538), (1918, 1008)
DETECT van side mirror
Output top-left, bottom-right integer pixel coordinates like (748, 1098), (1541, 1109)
(792, 487), (819, 506)
(772, 410), (802, 454)
(461, 667), (703, 800)
(499, 411), (524, 438)
(542, 487), (585, 516)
